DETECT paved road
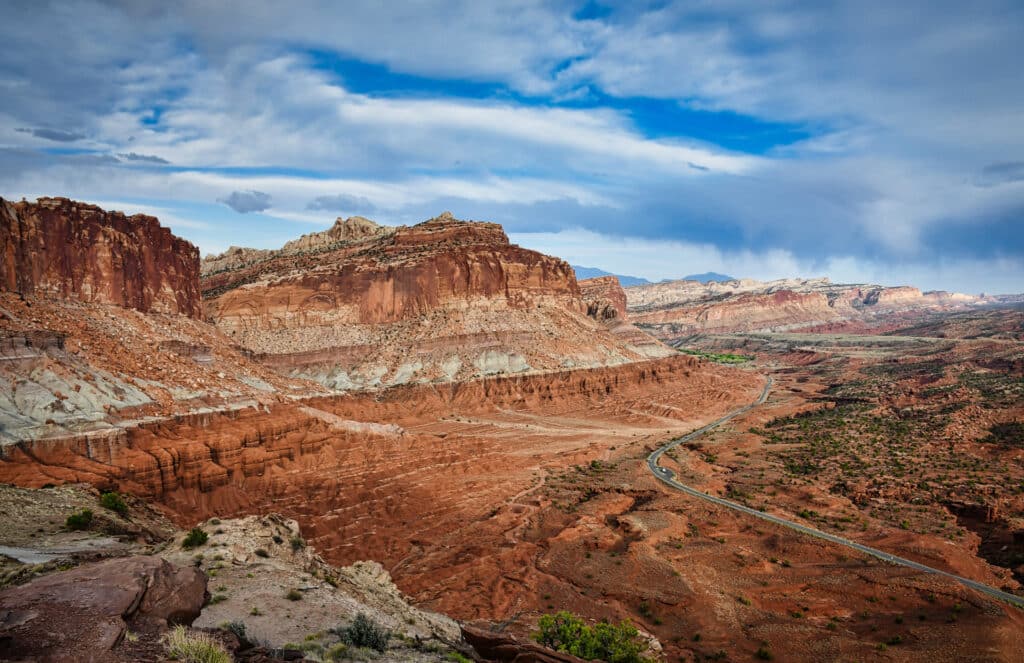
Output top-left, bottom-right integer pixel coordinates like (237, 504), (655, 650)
(647, 377), (1024, 609)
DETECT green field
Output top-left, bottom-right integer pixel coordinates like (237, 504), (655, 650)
(676, 348), (753, 364)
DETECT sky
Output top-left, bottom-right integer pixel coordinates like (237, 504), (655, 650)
(1, 1), (1022, 294)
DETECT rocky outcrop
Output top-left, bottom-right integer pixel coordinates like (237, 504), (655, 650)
(160, 514), (460, 649)
(0, 197), (202, 319)
(0, 556), (206, 663)
(580, 276), (673, 359)
(579, 275), (627, 322)
(462, 624), (589, 663)
(203, 213), (657, 389)
(627, 276), (989, 337)
(282, 214), (392, 253)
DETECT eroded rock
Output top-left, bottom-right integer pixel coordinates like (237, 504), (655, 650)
(0, 555), (206, 662)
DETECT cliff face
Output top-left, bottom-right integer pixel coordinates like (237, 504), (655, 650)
(0, 197), (202, 319)
(627, 277), (988, 337)
(579, 275), (628, 322)
(203, 213), (656, 388)
(579, 275), (673, 358)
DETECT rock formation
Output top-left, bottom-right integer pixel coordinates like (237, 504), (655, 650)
(626, 276), (990, 337)
(0, 556), (206, 662)
(579, 275), (673, 358)
(203, 212), (666, 388)
(281, 214), (393, 253)
(579, 275), (627, 322)
(0, 291), (325, 443)
(0, 197), (202, 319)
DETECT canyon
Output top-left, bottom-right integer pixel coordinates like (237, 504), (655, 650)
(1, 199), (1023, 662)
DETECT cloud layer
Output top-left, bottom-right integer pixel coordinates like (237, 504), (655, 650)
(0, 1), (1021, 292)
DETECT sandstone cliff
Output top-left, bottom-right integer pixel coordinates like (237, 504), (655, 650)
(580, 275), (627, 322)
(580, 275), (673, 358)
(203, 213), (662, 388)
(0, 197), (202, 319)
(626, 276), (989, 337)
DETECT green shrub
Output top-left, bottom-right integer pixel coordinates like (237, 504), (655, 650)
(334, 613), (390, 652)
(99, 491), (128, 515)
(163, 625), (231, 663)
(756, 645), (773, 660)
(254, 548), (270, 558)
(534, 611), (651, 663)
(66, 509), (93, 531)
(182, 528), (209, 549)
(285, 589), (303, 601)
(290, 535), (305, 552)
(324, 643), (348, 662)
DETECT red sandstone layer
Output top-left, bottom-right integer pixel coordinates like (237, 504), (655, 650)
(0, 197), (202, 319)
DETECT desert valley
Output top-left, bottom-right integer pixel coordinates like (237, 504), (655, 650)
(0, 197), (1021, 662)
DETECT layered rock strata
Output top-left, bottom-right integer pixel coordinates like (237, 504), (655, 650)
(203, 213), (663, 388)
(627, 276), (990, 336)
(0, 197), (202, 318)
(579, 275), (673, 358)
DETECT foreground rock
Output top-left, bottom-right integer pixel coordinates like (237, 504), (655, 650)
(160, 514), (463, 661)
(0, 556), (206, 662)
(462, 624), (588, 663)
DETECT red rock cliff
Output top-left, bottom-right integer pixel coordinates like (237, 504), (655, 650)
(579, 275), (628, 322)
(0, 197), (201, 319)
(201, 212), (656, 388)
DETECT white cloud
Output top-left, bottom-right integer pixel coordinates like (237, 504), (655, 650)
(511, 227), (1024, 295)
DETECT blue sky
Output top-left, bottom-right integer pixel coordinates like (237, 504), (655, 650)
(1, 1), (1022, 293)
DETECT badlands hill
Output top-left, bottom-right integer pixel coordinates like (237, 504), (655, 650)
(202, 212), (672, 389)
(626, 276), (990, 337)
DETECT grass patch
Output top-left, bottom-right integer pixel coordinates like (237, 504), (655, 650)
(163, 625), (231, 663)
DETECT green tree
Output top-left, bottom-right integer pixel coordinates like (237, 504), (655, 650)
(534, 611), (650, 663)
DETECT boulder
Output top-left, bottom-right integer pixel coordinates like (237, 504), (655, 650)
(0, 555), (207, 662)
(462, 624), (589, 663)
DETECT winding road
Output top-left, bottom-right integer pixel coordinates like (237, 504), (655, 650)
(647, 376), (1024, 609)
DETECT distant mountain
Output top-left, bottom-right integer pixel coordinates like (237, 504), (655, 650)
(681, 272), (736, 283)
(572, 265), (651, 287)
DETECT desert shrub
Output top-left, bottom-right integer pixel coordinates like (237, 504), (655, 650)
(756, 645), (773, 660)
(223, 620), (249, 647)
(534, 611), (650, 663)
(163, 625), (231, 663)
(334, 613), (390, 652)
(99, 491), (128, 515)
(254, 548), (270, 558)
(324, 643), (348, 661)
(285, 588), (303, 601)
(66, 509), (93, 530)
(182, 528), (209, 549)
(982, 421), (1024, 447)
(290, 535), (305, 551)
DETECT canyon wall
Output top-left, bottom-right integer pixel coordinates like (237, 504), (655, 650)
(0, 197), (202, 319)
